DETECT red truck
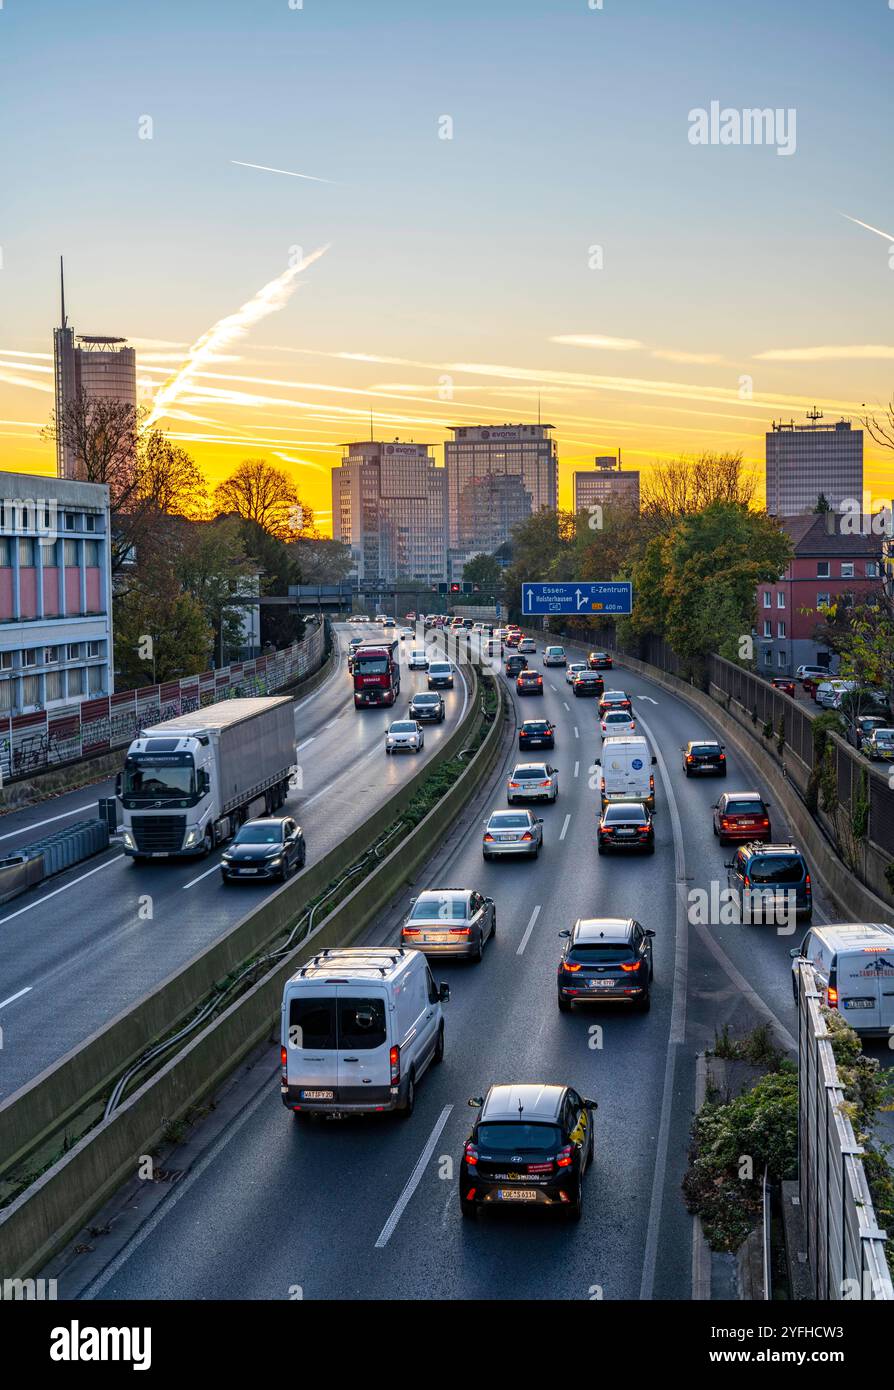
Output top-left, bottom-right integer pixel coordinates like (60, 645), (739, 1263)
(353, 641), (400, 708)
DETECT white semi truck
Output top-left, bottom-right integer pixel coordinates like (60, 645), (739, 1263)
(117, 697), (297, 860)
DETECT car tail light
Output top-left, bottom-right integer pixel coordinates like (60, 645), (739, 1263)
(483, 832), (494, 842)
(620, 960), (641, 972)
(556, 1145), (574, 1168)
(280, 1046), (288, 1079)
(649, 775), (655, 791)
(686, 754), (694, 763)
(521, 831), (534, 841)
(539, 780), (552, 787)
(721, 817), (732, 829)
(389, 1045), (401, 1084)
(449, 927), (471, 936)
(600, 779), (605, 793)
(508, 780), (520, 788)
(760, 818), (770, 828)
(402, 927), (421, 937)
(742, 875), (750, 889)
(638, 826), (650, 836)
(805, 873), (812, 894)
(827, 986), (839, 1008)
(719, 753), (726, 761)
(563, 961), (582, 972)
(464, 1142), (479, 1167)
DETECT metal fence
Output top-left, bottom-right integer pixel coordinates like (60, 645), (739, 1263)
(796, 961), (893, 1300)
(0, 621), (326, 785)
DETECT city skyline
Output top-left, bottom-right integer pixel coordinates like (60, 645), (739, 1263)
(3, 0), (894, 531)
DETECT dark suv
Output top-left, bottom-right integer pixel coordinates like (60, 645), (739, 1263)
(725, 842), (812, 922)
(505, 653), (528, 678)
(557, 916), (655, 1012)
(460, 1083), (597, 1221)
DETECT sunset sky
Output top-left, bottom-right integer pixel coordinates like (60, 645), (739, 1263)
(2, 0), (893, 533)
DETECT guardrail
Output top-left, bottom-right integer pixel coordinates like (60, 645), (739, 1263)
(795, 961), (893, 1300)
(0, 819), (109, 908)
(0, 661), (507, 1277)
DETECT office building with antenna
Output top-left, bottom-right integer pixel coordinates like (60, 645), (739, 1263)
(444, 423), (558, 551)
(331, 439), (447, 584)
(53, 259), (137, 480)
(765, 409), (863, 517)
(573, 454), (640, 513)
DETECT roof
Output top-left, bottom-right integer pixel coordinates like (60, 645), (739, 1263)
(142, 696), (292, 735)
(481, 1084), (565, 1122)
(291, 947), (412, 983)
(723, 790), (764, 799)
(574, 917), (634, 942)
(783, 513), (883, 558)
(812, 923), (894, 945)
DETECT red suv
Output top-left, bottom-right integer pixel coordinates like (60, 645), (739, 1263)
(712, 791), (772, 845)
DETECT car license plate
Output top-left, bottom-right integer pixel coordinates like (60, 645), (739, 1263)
(615, 829), (635, 837)
(424, 933), (450, 943)
(498, 1189), (537, 1201)
(497, 834), (515, 841)
(239, 867), (258, 874)
(843, 999), (874, 1010)
(301, 1089), (334, 1099)
(529, 739), (542, 746)
(589, 979), (615, 988)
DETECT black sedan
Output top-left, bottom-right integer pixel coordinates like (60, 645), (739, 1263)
(597, 801), (655, 854)
(681, 739), (726, 775)
(459, 1083), (596, 1222)
(519, 719), (555, 750)
(409, 691), (445, 722)
(221, 816), (306, 883)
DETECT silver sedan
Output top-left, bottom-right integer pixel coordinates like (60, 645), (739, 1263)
(400, 888), (496, 961)
(482, 808), (543, 860)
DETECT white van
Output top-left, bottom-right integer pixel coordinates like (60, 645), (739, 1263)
(596, 736), (656, 809)
(281, 947), (450, 1117)
(790, 923), (894, 1038)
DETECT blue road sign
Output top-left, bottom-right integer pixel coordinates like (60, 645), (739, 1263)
(521, 581), (633, 616)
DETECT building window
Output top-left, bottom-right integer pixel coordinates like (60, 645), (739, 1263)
(65, 513), (76, 531)
(777, 650), (787, 668)
(817, 561), (830, 578)
(763, 620), (772, 638)
(763, 591), (771, 608)
(841, 562), (854, 578)
(0, 538), (10, 567)
(18, 537), (34, 566)
(40, 538), (57, 563)
(86, 640), (104, 659)
(866, 561), (879, 577)
(21, 675), (39, 706)
(817, 592), (830, 608)
(64, 539), (79, 566)
(44, 670), (64, 702)
(84, 514), (96, 532)
(0, 680), (12, 712)
(67, 667), (85, 697)
(0, 652), (13, 670)
(777, 621), (786, 638)
(43, 646), (59, 664)
(22, 648), (37, 667)
(88, 665), (104, 695)
(67, 643), (81, 661)
(763, 647), (773, 664)
(777, 592), (785, 608)
(84, 540), (100, 566)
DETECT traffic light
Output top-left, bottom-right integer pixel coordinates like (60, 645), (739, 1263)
(437, 582), (449, 594)
(450, 582), (461, 593)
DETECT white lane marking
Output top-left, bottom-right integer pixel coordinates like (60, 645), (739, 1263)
(296, 737), (316, 752)
(182, 862), (223, 890)
(516, 903), (542, 956)
(574, 761), (580, 778)
(0, 986), (32, 1010)
(574, 726), (579, 739)
(550, 683), (558, 692)
(324, 719), (338, 730)
(637, 695), (659, 705)
(0, 804), (96, 841)
(374, 1104), (454, 1249)
(0, 855), (125, 926)
(559, 814), (571, 841)
(563, 701), (570, 712)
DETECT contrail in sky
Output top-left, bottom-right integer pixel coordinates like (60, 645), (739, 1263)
(231, 160), (335, 184)
(839, 211), (894, 243)
(143, 245), (331, 430)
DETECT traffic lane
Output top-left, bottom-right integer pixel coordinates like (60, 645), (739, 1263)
(86, 670), (679, 1300)
(0, 659), (469, 1097)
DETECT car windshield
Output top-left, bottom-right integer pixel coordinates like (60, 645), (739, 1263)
(604, 805), (646, 823)
(873, 730), (894, 742)
(513, 767), (548, 779)
(477, 1122), (561, 1152)
(122, 764), (194, 798)
(356, 657), (388, 674)
(747, 855), (805, 884)
(725, 800), (765, 815)
(413, 695), (439, 705)
(409, 895), (469, 921)
(235, 824), (283, 844)
(429, 664), (450, 674)
(390, 722), (416, 733)
(489, 813), (530, 828)
(571, 943), (635, 963)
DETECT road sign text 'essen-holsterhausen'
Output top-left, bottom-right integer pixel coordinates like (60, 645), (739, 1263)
(521, 582), (633, 616)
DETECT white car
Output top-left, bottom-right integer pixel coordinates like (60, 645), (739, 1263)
(543, 646), (567, 666)
(408, 647), (429, 669)
(517, 637), (536, 654)
(507, 762), (559, 803)
(385, 720), (424, 753)
(601, 710), (637, 738)
(566, 662), (587, 684)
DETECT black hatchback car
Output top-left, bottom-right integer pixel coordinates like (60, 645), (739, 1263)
(681, 740), (726, 775)
(597, 801), (655, 854)
(505, 653), (528, 678)
(557, 916), (655, 1012)
(460, 1083), (596, 1222)
(409, 691), (445, 723)
(220, 816), (306, 883)
(725, 842), (812, 922)
(519, 719), (555, 750)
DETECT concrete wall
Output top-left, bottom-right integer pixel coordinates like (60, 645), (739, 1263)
(0, 668), (506, 1278)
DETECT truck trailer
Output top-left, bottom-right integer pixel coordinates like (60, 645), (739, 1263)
(118, 697), (297, 860)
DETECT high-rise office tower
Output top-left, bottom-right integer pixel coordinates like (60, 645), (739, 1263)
(765, 413), (863, 516)
(53, 260), (137, 480)
(331, 440), (447, 583)
(574, 455), (640, 512)
(444, 423), (558, 549)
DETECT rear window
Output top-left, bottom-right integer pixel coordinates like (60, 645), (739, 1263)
(513, 766), (548, 779)
(289, 998), (336, 1050)
(604, 804), (646, 823)
(604, 711), (631, 722)
(571, 943), (635, 963)
(523, 722), (550, 733)
(489, 813), (530, 828)
(338, 997), (387, 1050)
(691, 744), (721, 755)
(747, 855), (805, 884)
(724, 800), (765, 815)
(477, 1122), (561, 1152)
(409, 895), (468, 921)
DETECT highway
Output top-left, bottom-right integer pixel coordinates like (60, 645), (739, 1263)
(0, 624), (470, 1098)
(50, 629), (888, 1303)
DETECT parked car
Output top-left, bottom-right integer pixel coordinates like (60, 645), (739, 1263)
(482, 808), (543, 859)
(861, 727), (894, 761)
(281, 947), (448, 1117)
(409, 692), (445, 723)
(519, 719), (555, 750)
(725, 842), (812, 922)
(796, 664), (832, 685)
(816, 679), (851, 709)
(597, 801), (655, 854)
(846, 714), (889, 751)
(400, 888), (495, 961)
(790, 922), (894, 1036)
(507, 762), (558, 804)
(543, 645), (567, 667)
(572, 670), (605, 698)
(588, 651), (613, 670)
(516, 670), (544, 696)
(557, 917), (654, 1012)
(681, 739), (726, 776)
(221, 816), (306, 884)
(459, 1084), (596, 1221)
(566, 662), (588, 685)
(770, 677), (796, 697)
(712, 791), (772, 844)
(385, 719), (424, 753)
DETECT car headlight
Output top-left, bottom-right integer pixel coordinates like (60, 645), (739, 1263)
(221, 853), (232, 862)
(184, 828), (200, 848)
(267, 856), (282, 866)
(123, 830), (135, 849)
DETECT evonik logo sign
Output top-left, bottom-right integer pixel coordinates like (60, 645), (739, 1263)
(49, 1321), (151, 1372)
(688, 101), (797, 156)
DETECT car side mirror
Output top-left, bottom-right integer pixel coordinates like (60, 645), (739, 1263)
(789, 948), (803, 959)
(651, 755), (657, 765)
(439, 982), (450, 1003)
(115, 773), (122, 797)
(646, 929), (655, 938)
(711, 802), (719, 810)
(468, 1097), (483, 1108)
(536, 817), (544, 824)
(594, 758), (601, 766)
(583, 1098), (598, 1110)
(558, 928), (571, 938)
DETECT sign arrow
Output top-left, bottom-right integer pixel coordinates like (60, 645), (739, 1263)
(637, 695), (659, 705)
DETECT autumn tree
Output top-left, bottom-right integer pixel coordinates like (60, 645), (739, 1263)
(213, 458), (314, 541)
(639, 452), (758, 535)
(289, 536), (353, 584)
(114, 553), (213, 687)
(174, 516), (257, 664)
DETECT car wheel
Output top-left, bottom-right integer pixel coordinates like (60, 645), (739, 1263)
(385, 747), (392, 755)
(482, 850), (491, 861)
(720, 767), (727, 777)
(646, 841), (655, 855)
(597, 842), (606, 855)
(637, 988), (652, 1013)
(566, 1178), (583, 1222)
(433, 1024), (445, 1064)
(461, 1196), (477, 1221)
(558, 993), (571, 1013)
(202, 827), (214, 856)
(684, 767), (691, 777)
(473, 932), (484, 963)
(401, 1072), (416, 1118)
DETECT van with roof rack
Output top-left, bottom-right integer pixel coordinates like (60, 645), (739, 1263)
(280, 947), (450, 1118)
(790, 922), (894, 1037)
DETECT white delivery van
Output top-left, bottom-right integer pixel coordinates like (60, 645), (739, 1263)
(790, 922), (894, 1038)
(596, 736), (656, 809)
(281, 947), (450, 1117)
